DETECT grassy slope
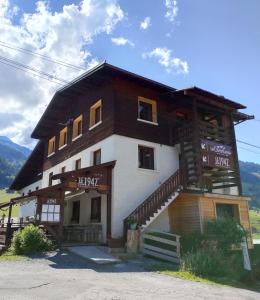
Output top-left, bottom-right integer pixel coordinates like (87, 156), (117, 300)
(0, 189), (19, 217)
(249, 210), (260, 239)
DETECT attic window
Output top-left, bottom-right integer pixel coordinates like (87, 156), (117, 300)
(48, 137), (55, 156)
(59, 127), (67, 149)
(90, 100), (102, 129)
(138, 96), (157, 124)
(72, 115), (83, 140)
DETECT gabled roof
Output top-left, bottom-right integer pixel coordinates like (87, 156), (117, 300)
(31, 62), (248, 139)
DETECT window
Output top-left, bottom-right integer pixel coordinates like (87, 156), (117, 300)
(138, 96), (157, 124)
(90, 100), (102, 129)
(72, 115), (83, 140)
(59, 127), (67, 149)
(93, 149), (101, 166)
(48, 137), (56, 156)
(36, 186), (39, 191)
(41, 204), (60, 222)
(61, 166), (66, 173)
(138, 146), (154, 170)
(75, 159), (81, 170)
(91, 197), (101, 222)
(216, 204), (239, 220)
(49, 172), (53, 187)
(71, 200), (80, 223)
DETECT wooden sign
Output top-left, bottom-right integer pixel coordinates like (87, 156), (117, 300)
(200, 139), (233, 169)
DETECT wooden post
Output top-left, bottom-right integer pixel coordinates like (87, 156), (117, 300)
(58, 189), (65, 246)
(106, 167), (112, 239)
(6, 202), (13, 245)
(192, 98), (203, 190)
(230, 113), (243, 195)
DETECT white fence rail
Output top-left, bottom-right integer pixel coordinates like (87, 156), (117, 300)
(141, 229), (180, 264)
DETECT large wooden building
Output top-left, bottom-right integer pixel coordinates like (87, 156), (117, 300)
(9, 62), (254, 247)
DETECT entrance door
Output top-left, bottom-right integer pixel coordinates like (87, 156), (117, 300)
(91, 197), (101, 223)
(71, 200), (80, 224)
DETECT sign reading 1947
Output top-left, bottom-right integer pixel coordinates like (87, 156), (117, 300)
(200, 139), (233, 169)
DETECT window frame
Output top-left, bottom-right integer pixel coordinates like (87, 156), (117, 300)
(72, 115), (83, 141)
(138, 145), (155, 170)
(137, 96), (158, 125)
(48, 137), (56, 157)
(59, 127), (68, 150)
(75, 158), (81, 170)
(48, 172), (53, 187)
(93, 149), (101, 166)
(89, 99), (102, 130)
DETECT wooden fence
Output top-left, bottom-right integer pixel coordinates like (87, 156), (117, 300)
(141, 229), (181, 264)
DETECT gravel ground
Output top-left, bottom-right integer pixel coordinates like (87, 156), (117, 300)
(0, 251), (259, 300)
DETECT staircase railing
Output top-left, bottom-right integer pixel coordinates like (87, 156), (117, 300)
(123, 170), (181, 235)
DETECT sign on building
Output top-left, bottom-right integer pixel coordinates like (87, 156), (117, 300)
(40, 198), (60, 223)
(200, 139), (233, 169)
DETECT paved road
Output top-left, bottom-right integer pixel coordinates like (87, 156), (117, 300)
(0, 251), (259, 300)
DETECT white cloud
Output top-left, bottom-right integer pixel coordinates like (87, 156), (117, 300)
(0, 0), (124, 147)
(140, 17), (151, 30)
(143, 47), (189, 74)
(165, 0), (178, 23)
(111, 37), (134, 47)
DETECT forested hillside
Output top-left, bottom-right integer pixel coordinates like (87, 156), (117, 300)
(0, 136), (31, 188)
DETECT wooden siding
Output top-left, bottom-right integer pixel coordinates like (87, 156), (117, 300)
(42, 83), (115, 171)
(168, 193), (201, 234)
(169, 192), (253, 248)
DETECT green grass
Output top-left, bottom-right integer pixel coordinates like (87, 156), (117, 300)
(0, 251), (25, 261)
(249, 210), (260, 239)
(0, 189), (19, 217)
(146, 245), (260, 291)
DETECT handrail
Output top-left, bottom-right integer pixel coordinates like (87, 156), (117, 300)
(124, 170), (181, 231)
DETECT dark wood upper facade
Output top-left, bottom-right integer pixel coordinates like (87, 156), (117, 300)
(11, 63), (253, 194)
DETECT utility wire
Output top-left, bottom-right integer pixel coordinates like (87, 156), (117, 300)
(236, 140), (260, 149)
(0, 59), (65, 86)
(238, 147), (260, 155)
(0, 40), (86, 71)
(0, 55), (69, 84)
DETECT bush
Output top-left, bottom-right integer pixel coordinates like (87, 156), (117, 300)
(180, 249), (229, 277)
(180, 231), (207, 254)
(206, 218), (247, 253)
(11, 224), (53, 255)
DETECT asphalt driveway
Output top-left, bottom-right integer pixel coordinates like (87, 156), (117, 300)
(0, 251), (259, 300)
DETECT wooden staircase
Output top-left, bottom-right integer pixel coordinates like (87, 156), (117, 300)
(124, 170), (182, 234)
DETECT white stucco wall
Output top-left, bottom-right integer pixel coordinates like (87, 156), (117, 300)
(40, 134), (179, 238)
(147, 209), (170, 232)
(19, 180), (42, 218)
(111, 135), (179, 238)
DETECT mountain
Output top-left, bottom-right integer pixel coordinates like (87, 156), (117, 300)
(0, 136), (31, 188)
(240, 161), (260, 209)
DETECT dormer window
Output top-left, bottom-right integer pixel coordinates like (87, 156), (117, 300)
(89, 100), (102, 129)
(48, 137), (55, 156)
(138, 96), (157, 124)
(59, 127), (67, 149)
(72, 115), (83, 140)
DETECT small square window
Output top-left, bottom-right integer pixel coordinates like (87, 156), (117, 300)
(138, 97), (157, 123)
(72, 115), (83, 140)
(138, 146), (154, 170)
(93, 149), (101, 166)
(90, 100), (102, 128)
(48, 137), (56, 156)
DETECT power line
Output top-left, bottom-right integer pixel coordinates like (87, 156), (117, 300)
(0, 58), (65, 86)
(236, 140), (260, 149)
(238, 147), (260, 155)
(0, 40), (86, 71)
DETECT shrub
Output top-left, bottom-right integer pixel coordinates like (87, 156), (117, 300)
(180, 249), (229, 278)
(206, 218), (247, 253)
(11, 224), (53, 255)
(180, 231), (207, 254)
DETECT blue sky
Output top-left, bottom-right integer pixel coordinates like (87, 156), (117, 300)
(1, 0), (260, 163)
